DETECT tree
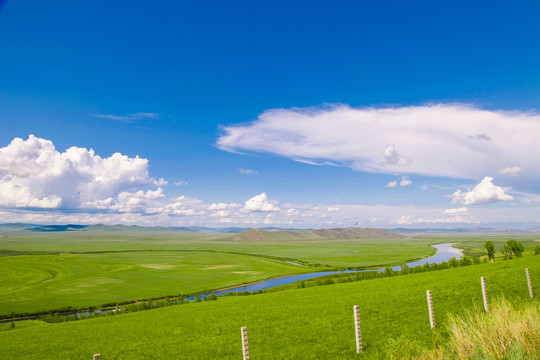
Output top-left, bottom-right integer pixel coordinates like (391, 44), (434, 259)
(484, 241), (495, 260)
(502, 245), (513, 259)
(535, 245), (540, 255)
(507, 240), (524, 257)
(502, 239), (524, 259)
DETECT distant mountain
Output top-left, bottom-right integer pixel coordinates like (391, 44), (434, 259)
(3, 223), (539, 236)
(0, 223), (38, 234)
(388, 227), (538, 234)
(170, 226), (251, 233)
(30, 224), (90, 232)
(229, 227), (403, 241)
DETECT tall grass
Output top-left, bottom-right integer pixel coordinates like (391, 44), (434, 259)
(400, 297), (540, 360)
(447, 297), (540, 359)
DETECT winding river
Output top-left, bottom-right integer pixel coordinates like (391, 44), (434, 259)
(189, 243), (463, 299)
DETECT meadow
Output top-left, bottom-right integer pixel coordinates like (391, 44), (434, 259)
(1, 226), (539, 317)
(0, 254), (537, 359)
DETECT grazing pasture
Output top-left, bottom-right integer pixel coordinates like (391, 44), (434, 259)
(0, 254), (537, 359)
(0, 250), (317, 315)
(1, 226), (538, 317)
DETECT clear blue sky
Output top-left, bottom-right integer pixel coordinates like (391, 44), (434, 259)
(1, 0), (539, 228)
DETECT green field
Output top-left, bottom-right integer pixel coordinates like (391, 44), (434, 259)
(1, 254), (538, 359)
(0, 251), (316, 315)
(1, 227), (539, 317)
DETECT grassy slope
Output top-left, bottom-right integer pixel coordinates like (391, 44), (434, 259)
(1, 256), (538, 359)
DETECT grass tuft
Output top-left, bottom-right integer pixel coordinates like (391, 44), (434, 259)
(413, 297), (540, 360)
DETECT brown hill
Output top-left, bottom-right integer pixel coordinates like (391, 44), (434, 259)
(312, 227), (403, 239)
(229, 227), (402, 241)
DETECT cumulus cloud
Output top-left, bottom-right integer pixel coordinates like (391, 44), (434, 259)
(164, 195), (205, 216)
(217, 104), (540, 187)
(238, 169), (258, 175)
(243, 193), (280, 212)
(451, 176), (514, 205)
(399, 176), (412, 186)
(174, 180), (189, 186)
(386, 176), (412, 187)
(497, 166), (523, 176)
(208, 202), (241, 211)
(0, 135), (164, 209)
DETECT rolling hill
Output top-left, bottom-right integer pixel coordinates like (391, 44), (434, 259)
(229, 227), (403, 241)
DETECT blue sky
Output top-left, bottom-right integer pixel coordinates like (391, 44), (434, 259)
(1, 0), (539, 228)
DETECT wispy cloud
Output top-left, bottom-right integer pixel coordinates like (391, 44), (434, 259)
(95, 112), (160, 123)
(217, 104), (540, 189)
(238, 168), (258, 175)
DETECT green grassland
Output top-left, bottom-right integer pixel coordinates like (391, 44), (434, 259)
(0, 255), (538, 359)
(1, 227), (539, 317)
(0, 251), (318, 315)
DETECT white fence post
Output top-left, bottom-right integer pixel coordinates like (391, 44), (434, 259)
(426, 290), (435, 328)
(353, 305), (363, 353)
(241, 326), (250, 360)
(481, 277), (489, 312)
(526, 268), (534, 298)
(93, 355), (101, 360)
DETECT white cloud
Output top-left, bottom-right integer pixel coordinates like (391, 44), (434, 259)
(451, 176), (514, 205)
(217, 104), (540, 188)
(0, 135), (163, 209)
(83, 188), (165, 214)
(326, 206), (340, 212)
(497, 166), (523, 176)
(238, 169), (258, 175)
(395, 216), (412, 225)
(243, 193), (280, 212)
(386, 176), (412, 187)
(174, 181), (189, 186)
(416, 215), (475, 224)
(444, 207), (469, 215)
(381, 144), (411, 166)
(399, 176), (412, 186)
(208, 202), (241, 211)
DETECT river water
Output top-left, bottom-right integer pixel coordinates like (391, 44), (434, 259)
(188, 243), (462, 299)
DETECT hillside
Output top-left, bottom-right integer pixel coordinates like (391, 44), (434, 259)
(229, 227), (403, 241)
(1, 255), (537, 359)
